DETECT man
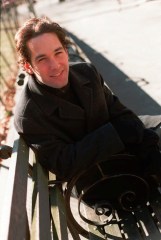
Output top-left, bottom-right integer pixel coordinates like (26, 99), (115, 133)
(14, 17), (161, 189)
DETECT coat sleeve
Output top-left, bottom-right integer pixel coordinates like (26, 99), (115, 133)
(91, 65), (159, 152)
(22, 121), (124, 181)
(92, 65), (145, 146)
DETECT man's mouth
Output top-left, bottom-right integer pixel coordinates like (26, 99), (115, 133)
(50, 70), (63, 78)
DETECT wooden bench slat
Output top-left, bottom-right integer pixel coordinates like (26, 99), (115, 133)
(116, 210), (143, 240)
(0, 136), (29, 240)
(133, 205), (161, 239)
(50, 184), (69, 240)
(26, 149), (35, 237)
(31, 155), (52, 240)
(84, 205), (108, 239)
(149, 190), (161, 233)
(103, 214), (123, 239)
(65, 195), (87, 240)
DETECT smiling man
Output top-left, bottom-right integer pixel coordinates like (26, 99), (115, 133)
(14, 17), (161, 190)
(24, 33), (69, 88)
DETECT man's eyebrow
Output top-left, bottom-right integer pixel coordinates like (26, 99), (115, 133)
(35, 47), (64, 61)
(35, 54), (46, 61)
(55, 46), (64, 52)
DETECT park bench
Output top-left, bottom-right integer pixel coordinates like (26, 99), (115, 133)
(0, 40), (161, 240)
(0, 133), (161, 240)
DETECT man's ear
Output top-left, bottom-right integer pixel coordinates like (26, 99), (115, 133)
(24, 62), (34, 75)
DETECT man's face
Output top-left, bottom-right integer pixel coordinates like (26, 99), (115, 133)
(25, 33), (69, 89)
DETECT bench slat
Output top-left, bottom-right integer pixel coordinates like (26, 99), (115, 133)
(0, 136), (29, 240)
(84, 205), (107, 239)
(103, 214), (123, 239)
(134, 205), (161, 239)
(26, 149), (35, 236)
(31, 155), (51, 240)
(116, 210), (142, 239)
(149, 190), (161, 233)
(50, 184), (69, 240)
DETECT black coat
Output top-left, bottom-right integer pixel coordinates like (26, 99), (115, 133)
(14, 62), (158, 181)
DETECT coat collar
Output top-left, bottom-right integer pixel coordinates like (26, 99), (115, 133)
(27, 64), (93, 120)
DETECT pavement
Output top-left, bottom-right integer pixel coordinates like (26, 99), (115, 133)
(30, 0), (161, 115)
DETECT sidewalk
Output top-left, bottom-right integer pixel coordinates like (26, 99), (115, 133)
(34, 0), (161, 115)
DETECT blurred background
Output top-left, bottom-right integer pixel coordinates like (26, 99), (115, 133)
(0, 0), (39, 145)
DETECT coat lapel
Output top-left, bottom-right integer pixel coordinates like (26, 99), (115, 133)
(28, 73), (88, 120)
(58, 100), (85, 119)
(69, 68), (94, 130)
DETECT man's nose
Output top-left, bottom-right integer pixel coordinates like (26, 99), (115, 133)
(50, 57), (59, 69)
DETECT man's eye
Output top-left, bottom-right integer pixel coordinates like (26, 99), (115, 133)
(38, 58), (46, 62)
(56, 51), (63, 55)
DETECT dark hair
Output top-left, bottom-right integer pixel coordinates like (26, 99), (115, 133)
(15, 17), (71, 66)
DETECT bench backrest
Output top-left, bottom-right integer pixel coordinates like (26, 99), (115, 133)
(0, 136), (69, 240)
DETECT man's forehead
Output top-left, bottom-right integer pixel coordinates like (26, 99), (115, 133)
(27, 33), (63, 56)
(28, 33), (61, 48)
